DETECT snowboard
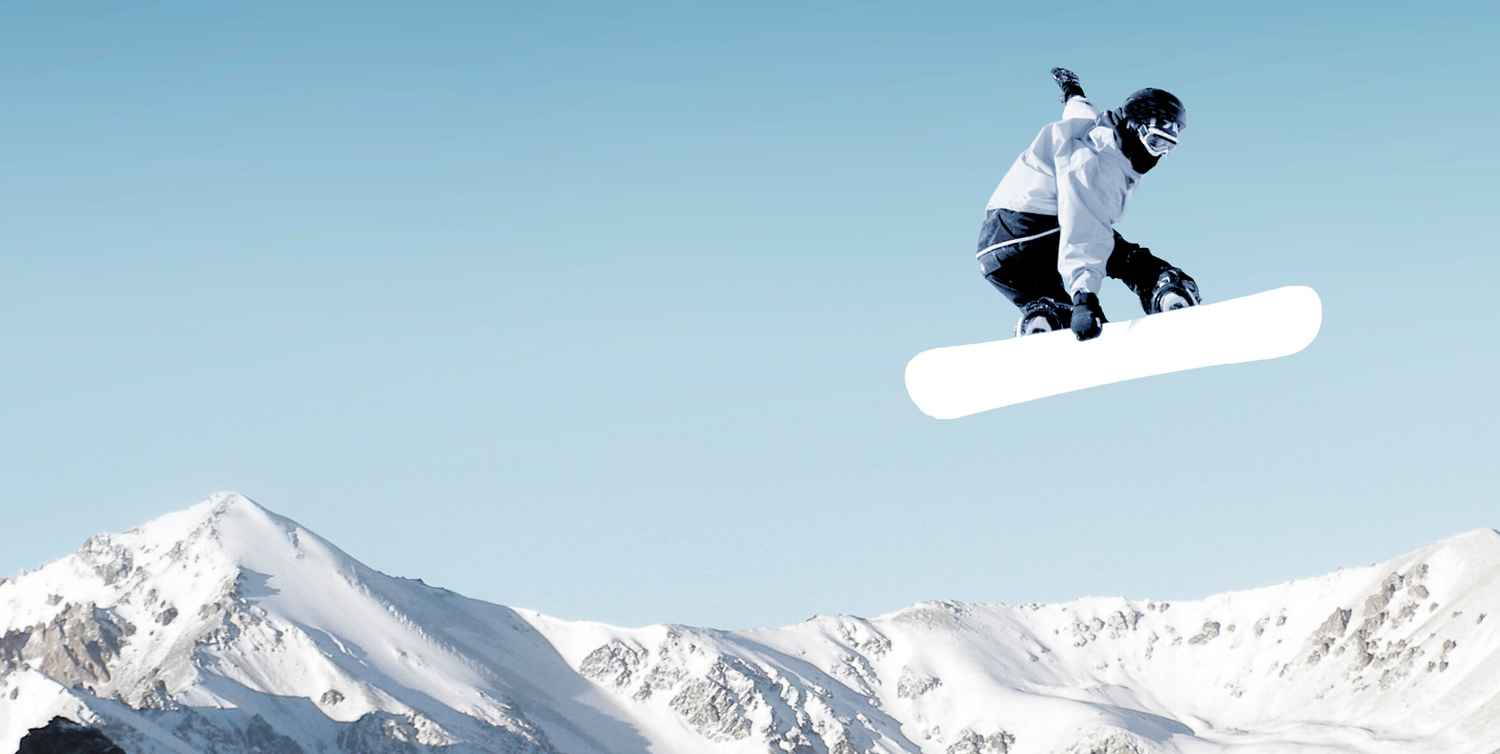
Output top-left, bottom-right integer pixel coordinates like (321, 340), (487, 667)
(905, 285), (1322, 419)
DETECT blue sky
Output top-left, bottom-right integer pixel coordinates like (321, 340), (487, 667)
(1, 0), (1496, 629)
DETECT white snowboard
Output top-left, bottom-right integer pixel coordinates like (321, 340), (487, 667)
(905, 285), (1322, 419)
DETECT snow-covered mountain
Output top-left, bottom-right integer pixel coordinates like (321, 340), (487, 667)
(2, 494), (1498, 754)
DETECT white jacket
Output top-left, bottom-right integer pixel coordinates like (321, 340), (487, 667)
(986, 98), (1142, 296)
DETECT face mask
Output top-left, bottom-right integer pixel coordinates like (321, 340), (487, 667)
(1111, 111), (1163, 173)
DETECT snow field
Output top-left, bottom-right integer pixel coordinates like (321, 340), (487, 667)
(2, 493), (1498, 754)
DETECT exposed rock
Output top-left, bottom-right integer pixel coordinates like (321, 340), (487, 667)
(634, 657), (686, 701)
(1067, 728), (1152, 754)
(337, 713), (428, 754)
(859, 633), (892, 658)
(830, 737), (859, 754)
(826, 649), (882, 698)
(945, 728), (1015, 753)
(1307, 608), (1352, 664)
(77, 536), (134, 587)
(896, 667), (942, 699)
(16, 717), (126, 754)
(1104, 610), (1142, 640)
(832, 618), (892, 659)
(1187, 621), (1221, 645)
(1436, 639), (1457, 672)
(330, 711), (530, 753)
(579, 640), (647, 688)
(1390, 601), (1419, 629)
(0, 602), (133, 689)
(668, 663), (758, 741)
(245, 715), (307, 754)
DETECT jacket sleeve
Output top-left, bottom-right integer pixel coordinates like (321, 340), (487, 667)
(1055, 148), (1123, 296)
(1062, 97), (1100, 122)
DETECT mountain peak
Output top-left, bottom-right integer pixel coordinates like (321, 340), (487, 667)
(0, 493), (364, 649)
(102, 492), (347, 578)
(122, 491), (285, 546)
(6, 501), (1500, 754)
(200, 490), (272, 520)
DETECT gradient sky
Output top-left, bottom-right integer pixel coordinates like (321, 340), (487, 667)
(2, 0), (1496, 630)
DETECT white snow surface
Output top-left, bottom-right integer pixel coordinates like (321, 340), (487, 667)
(2, 493), (1498, 754)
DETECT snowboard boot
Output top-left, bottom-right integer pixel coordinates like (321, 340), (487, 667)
(1014, 297), (1071, 337)
(1144, 268), (1201, 314)
(1051, 67), (1085, 103)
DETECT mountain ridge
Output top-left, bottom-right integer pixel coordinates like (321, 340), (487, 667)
(3, 493), (1498, 754)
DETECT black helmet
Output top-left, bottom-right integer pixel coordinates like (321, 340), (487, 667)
(1120, 88), (1185, 157)
(1121, 88), (1186, 131)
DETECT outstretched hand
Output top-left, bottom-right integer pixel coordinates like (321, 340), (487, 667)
(1070, 291), (1106, 341)
(1051, 67), (1085, 103)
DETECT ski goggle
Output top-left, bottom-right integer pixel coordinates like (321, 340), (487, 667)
(1139, 125), (1179, 157)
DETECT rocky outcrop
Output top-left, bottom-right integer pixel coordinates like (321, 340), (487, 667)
(576, 629), (888, 754)
(668, 667), (758, 742)
(1066, 728), (1153, 754)
(577, 639), (647, 689)
(0, 603), (132, 690)
(1295, 563), (1444, 694)
(896, 667), (941, 699)
(17, 717), (126, 754)
(945, 728), (1015, 754)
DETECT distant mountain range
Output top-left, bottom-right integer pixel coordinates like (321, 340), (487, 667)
(2, 493), (1497, 754)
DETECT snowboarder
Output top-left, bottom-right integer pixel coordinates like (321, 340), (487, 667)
(978, 68), (1200, 340)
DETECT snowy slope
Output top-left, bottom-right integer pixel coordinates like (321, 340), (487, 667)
(2, 494), (1498, 754)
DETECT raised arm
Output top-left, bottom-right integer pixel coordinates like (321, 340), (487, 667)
(1052, 67), (1098, 120)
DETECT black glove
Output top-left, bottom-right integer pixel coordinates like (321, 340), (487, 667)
(1070, 291), (1106, 341)
(1051, 67), (1086, 103)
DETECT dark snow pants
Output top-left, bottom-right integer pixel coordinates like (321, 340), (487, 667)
(976, 207), (1174, 313)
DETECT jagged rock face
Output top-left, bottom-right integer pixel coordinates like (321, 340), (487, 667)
(668, 670), (756, 742)
(0, 604), (130, 690)
(577, 640), (646, 690)
(4, 493), (1500, 754)
(1280, 562), (1445, 692)
(579, 628), (852, 751)
(16, 718), (125, 754)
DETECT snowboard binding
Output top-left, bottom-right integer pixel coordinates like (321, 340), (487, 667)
(1015, 297), (1071, 337)
(1145, 268), (1201, 314)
